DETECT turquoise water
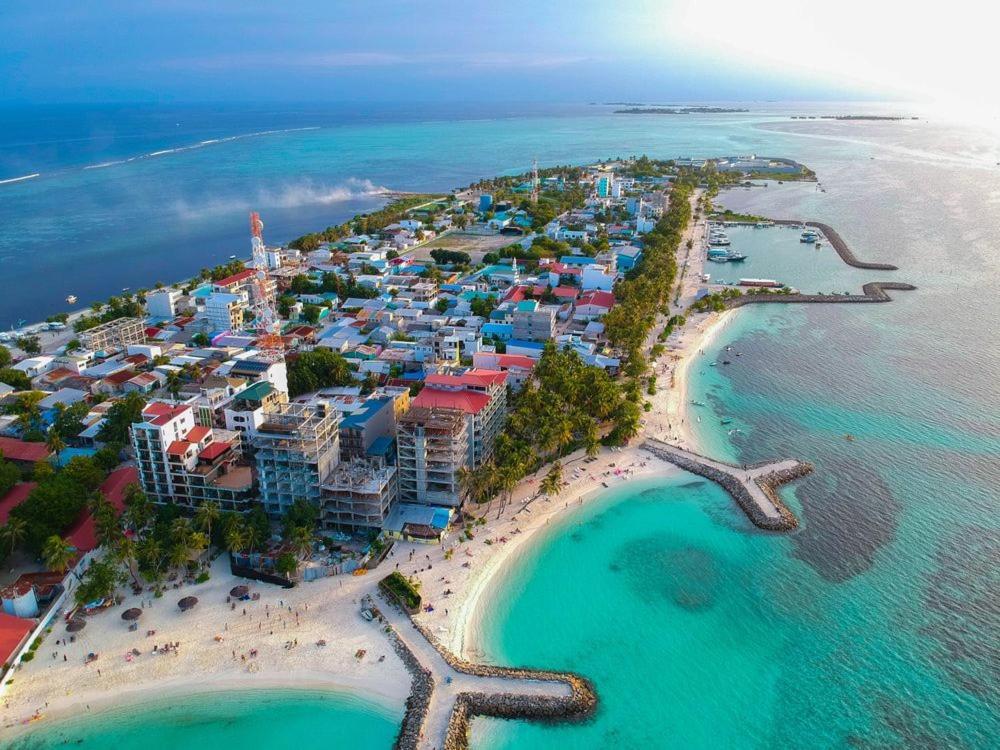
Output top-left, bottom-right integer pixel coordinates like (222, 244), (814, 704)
(473, 121), (1000, 748)
(3, 106), (999, 747)
(708, 223), (872, 293)
(3, 689), (401, 749)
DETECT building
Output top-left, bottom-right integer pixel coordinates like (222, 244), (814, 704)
(337, 397), (396, 462)
(472, 352), (536, 391)
(224, 380), (286, 437)
(131, 402), (256, 512)
(205, 292), (245, 333)
(0, 437), (51, 468)
(414, 369), (507, 468)
(252, 402), (339, 517)
(396, 407), (470, 507)
(77, 317), (145, 353)
(510, 300), (555, 342)
(320, 459), (398, 531)
(146, 289), (181, 319)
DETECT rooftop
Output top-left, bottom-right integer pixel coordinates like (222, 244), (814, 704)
(413, 387), (491, 415)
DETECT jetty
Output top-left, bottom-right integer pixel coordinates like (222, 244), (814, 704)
(370, 595), (597, 750)
(642, 438), (811, 530)
(772, 219), (898, 270)
(726, 281), (917, 308)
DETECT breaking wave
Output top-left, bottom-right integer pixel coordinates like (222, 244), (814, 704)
(170, 178), (390, 219)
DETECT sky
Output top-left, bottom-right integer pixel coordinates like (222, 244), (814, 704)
(0, 1), (992, 109)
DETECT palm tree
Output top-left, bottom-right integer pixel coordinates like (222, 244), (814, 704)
(168, 542), (190, 572)
(188, 531), (209, 556)
(122, 485), (153, 532)
(115, 535), (141, 586)
(540, 461), (567, 500)
(225, 523), (248, 554)
(244, 523), (263, 554)
(495, 465), (520, 518)
(42, 535), (76, 574)
(170, 517), (192, 546)
(194, 500), (220, 538)
(0, 518), (27, 557)
(288, 525), (314, 561)
(46, 429), (66, 464)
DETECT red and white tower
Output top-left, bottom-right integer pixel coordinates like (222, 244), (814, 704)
(248, 211), (284, 361)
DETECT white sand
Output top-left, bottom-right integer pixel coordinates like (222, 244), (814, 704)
(4, 190), (742, 736)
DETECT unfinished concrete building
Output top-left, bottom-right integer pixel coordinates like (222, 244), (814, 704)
(252, 402), (339, 516)
(396, 407), (470, 507)
(321, 458), (398, 531)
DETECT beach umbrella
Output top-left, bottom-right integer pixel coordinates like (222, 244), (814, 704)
(121, 608), (142, 621)
(178, 596), (198, 611)
(66, 618), (86, 632)
(229, 585), (249, 598)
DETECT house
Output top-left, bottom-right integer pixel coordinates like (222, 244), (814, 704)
(0, 437), (51, 468)
(574, 290), (616, 322)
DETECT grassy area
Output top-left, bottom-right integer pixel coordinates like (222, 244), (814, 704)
(711, 209), (770, 223)
(379, 571), (421, 613)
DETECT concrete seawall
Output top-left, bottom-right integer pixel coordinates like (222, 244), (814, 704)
(725, 282), (917, 308)
(771, 219), (898, 270)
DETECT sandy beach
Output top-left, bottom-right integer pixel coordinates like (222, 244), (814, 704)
(2, 200), (742, 738)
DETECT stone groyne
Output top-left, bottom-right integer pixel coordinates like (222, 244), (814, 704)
(409, 620), (598, 750)
(642, 440), (811, 531)
(375, 603), (434, 750)
(771, 219), (898, 270)
(724, 281), (917, 308)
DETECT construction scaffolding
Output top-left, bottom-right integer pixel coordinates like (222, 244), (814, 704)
(396, 407), (469, 507)
(321, 459), (398, 531)
(253, 402), (339, 516)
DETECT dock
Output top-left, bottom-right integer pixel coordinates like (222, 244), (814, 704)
(642, 438), (811, 530)
(370, 594), (597, 750)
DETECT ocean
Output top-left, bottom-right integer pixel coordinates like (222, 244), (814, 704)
(4, 103), (999, 748)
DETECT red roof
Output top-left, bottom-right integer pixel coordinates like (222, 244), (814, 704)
(198, 441), (231, 461)
(166, 440), (192, 457)
(424, 369), (506, 389)
(40, 367), (78, 384)
(103, 370), (136, 386)
(0, 482), (36, 524)
(185, 425), (211, 443)
(488, 354), (537, 370)
(553, 286), (579, 299)
(577, 290), (616, 309)
(63, 467), (136, 553)
(145, 326), (162, 337)
(213, 269), (256, 288)
(0, 437), (51, 463)
(143, 402), (191, 426)
(413, 388), (491, 414)
(0, 611), (34, 666)
(503, 287), (526, 303)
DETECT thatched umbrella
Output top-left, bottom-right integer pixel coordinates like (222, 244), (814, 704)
(229, 585), (249, 598)
(178, 596), (198, 611)
(66, 618), (86, 633)
(121, 608), (143, 621)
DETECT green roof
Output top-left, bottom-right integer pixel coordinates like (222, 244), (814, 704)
(234, 380), (274, 404)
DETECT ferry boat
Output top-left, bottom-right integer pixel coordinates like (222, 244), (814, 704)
(66, 295), (77, 304)
(707, 250), (747, 263)
(709, 233), (731, 246)
(800, 229), (819, 243)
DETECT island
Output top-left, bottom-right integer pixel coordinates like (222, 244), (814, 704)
(0, 154), (912, 748)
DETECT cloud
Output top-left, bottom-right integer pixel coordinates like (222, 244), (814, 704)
(170, 178), (388, 220)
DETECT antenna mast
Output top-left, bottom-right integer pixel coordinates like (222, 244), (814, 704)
(531, 158), (539, 205)
(248, 211), (284, 361)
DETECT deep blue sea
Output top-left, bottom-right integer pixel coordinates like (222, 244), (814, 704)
(4, 102), (999, 748)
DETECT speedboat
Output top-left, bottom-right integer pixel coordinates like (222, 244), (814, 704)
(800, 230), (819, 243)
(690, 400), (706, 406)
(66, 294), (77, 304)
(720, 418), (733, 425)
(709, 234), (731, 246)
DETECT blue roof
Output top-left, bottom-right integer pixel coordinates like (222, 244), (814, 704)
(367, 436), (395, 458)
(482, 322), (513, 335)
(560, 255), (594, 266)
(340, 398), (391, 429)
(401, 371), (425, 381)
(507, 338), (545, 350)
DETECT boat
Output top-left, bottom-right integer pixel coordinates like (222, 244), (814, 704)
(722, 360), (731, 365)
(800, 230), (819, 243)
(709, 362), (717, 367)
(709, 234), (731, 246)
(720, 418), (733, 425)
(229, 254), (237, 259)
(690, 400), (706, 406)
(360, 608), (375, 621)
(66, 294), (77, 304)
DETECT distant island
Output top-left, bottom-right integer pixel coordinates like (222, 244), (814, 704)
(615, 107), (749, 115)
(791, 115), (919, 121)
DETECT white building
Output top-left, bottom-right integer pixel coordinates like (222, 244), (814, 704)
(205, 292), (244, 333)
(146, 289), (181, 319)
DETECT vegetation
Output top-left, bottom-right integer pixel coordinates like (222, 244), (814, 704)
(15, 336), (41, 355)
(429, 248), (471, 265)
(711, 209), (769, 223)
(97, 392), (146, 443)
(72, 293), (145, 333)
(0, 344), (10, 367)
(288, 194), (443, 251)
(287, 348), (353, 396)
(690, 288), (743, 313)
(379, 571), (421, 613)
(0, 368), (32, 391)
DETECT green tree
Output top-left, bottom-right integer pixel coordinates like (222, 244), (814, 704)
(0, 344), (10, 367)
(275, 552), (298, 577)
(0, 517), (27, 557)
(74, 558), (124, 605)
(46, 430), (66, 464)
(97, 392), (146, 443)
(0, 368), (32, 391)
(42, 535), (76, 574)
(194, 500), (221, 538)
(16, 336), (41, 355)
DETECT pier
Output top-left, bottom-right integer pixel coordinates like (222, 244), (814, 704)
(370, 595), (597, 750)
(725, 281), (917, 308)
(642, 438), (811, 530)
